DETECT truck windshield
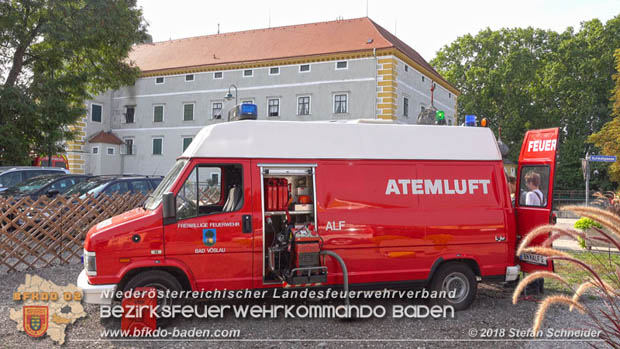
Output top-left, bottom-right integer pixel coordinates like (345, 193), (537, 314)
(144, 159), (187, 210)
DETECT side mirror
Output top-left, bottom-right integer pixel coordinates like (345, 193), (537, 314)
(162, 192), (176, 224)
(46, 189), (60, 197)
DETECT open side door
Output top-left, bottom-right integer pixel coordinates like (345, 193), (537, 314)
(515, 128), (559, 273)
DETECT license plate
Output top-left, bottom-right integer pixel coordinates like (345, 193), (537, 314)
(519, 253), (547, 266)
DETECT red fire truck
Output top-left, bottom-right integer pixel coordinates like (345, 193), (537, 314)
(32, 154), (70, 169)
(78, 119), (558, 310)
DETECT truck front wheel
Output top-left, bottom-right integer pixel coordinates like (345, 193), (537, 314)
(123, 270), (183, 325)
(430, 262), (477, 311)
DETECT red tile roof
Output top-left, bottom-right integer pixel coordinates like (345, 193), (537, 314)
(88, 131), (123, 145)
(129, 17), (455, 91)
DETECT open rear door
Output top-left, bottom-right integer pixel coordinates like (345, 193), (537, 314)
(515, 128), (559, 273)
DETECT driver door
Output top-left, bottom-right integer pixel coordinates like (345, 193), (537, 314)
(164, 160), (253, 290)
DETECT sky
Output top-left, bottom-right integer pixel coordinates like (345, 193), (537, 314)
(137, 0), (620, 62)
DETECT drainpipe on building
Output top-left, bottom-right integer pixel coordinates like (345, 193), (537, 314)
(111, 89), (124, 175)
(373, 48), (377, 119)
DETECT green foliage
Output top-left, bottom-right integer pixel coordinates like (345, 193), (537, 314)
(589, 49), (620, 182)
(573, 217), (603, 230)
(0, 0), (148, 165)
(431, 15), (620, 190)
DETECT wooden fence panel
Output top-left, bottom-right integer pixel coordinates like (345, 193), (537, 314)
(0, 192), (148, 273)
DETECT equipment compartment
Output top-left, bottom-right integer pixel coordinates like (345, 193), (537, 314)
(260, 165), (322, 283)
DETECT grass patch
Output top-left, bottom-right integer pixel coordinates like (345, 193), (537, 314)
(544, 250), (620, 294)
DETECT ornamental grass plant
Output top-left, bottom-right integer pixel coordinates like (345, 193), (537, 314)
(513, 205), (620, 346)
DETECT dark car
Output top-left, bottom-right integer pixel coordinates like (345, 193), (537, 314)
(0, 166), (70, 192)
(0, 174), (91, 199)
(64, 176), (162, 199)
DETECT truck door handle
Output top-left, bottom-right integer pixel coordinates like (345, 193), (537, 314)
(495, 235), (506, 242)
(242, 215), (252, 233)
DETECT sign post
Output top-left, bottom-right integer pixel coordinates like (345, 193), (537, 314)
(584, 154), (590, 206)
(584, 155), (618, 206)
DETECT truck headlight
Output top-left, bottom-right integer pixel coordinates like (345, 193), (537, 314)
(83, 249), (97, 276)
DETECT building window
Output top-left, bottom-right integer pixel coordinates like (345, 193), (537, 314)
(92, 146), (99, 154)
(155, 77), (165, 84)
(124, 138), (134, 155)
(183, 103), (194, 121)
(334, 94), (347, 114)
(422, 76), (425, 82)
(185, 74), (194, 82)
(243, 69), (253, 77)
(297, 96), (310, 115)
(124, 106), (135, 124)
(241, 99), (254, 104)
(421, 105), (426, 112)
(153, 105), (164, 122)
(152, 138), (163, 155)
(299, 64), (310, 73)
(107, 147), (115, 155)
(403, 97), (409, 117)
(449, 93), (452, 99)
(214, 71), (223, 79)
(269, 67), (280, 75)
(212, 102), (223, 119)
(268, 99), (280, 117)
(336, 61), (348, 69)
(91, 103), (102, 123)
(182, 137), (193, 152)
(405, 65), (409, 72)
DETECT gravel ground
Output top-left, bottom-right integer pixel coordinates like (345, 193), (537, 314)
(0, 262), (608, 348)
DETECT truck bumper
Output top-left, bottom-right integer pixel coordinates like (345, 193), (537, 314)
(77, 270), (116, 305)
(505, 265), (521, 282)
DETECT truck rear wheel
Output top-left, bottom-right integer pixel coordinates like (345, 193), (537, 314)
(124, 270), (183, 326)
(430, 262), (477, 310)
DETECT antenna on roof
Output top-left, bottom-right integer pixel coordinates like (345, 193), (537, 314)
(366, 0), (369, 17)
(394, 19), (397, 35)
(268, 8), (271, 28)
(217, 23), (220, 34)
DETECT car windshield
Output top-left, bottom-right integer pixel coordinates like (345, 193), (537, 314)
(144, 159), (187, 210)
(64, 178), (113, 197)
(1, 175), (58, 195)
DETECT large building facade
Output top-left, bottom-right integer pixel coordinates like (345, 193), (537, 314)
(66, 18), (459, 175)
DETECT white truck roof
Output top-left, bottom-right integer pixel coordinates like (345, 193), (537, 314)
(181, 120), (502, 161)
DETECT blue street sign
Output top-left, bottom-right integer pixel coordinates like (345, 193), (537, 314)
(589, 155), (617, 162)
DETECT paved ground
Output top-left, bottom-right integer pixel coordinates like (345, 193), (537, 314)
(553, 218), (619, 253)
(0, 261), (609, 348)
(0, 217), (613, 348)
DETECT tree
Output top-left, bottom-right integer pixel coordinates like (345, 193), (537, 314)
(431, 27), (563, 162)
(0, 0), (147, 165)
(588, 49), (620, 182)
(431, 15), (620, 190)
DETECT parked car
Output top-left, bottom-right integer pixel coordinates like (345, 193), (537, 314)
(0, 174), (92, 199)
(63, 176), (162, 199)
(0, 166), (70, 192)
(2, 175), (160, 231)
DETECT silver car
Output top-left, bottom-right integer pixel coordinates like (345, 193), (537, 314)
(0, 166), (70, 192)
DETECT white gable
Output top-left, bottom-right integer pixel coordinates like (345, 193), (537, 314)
(181, 120), (502, 161)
